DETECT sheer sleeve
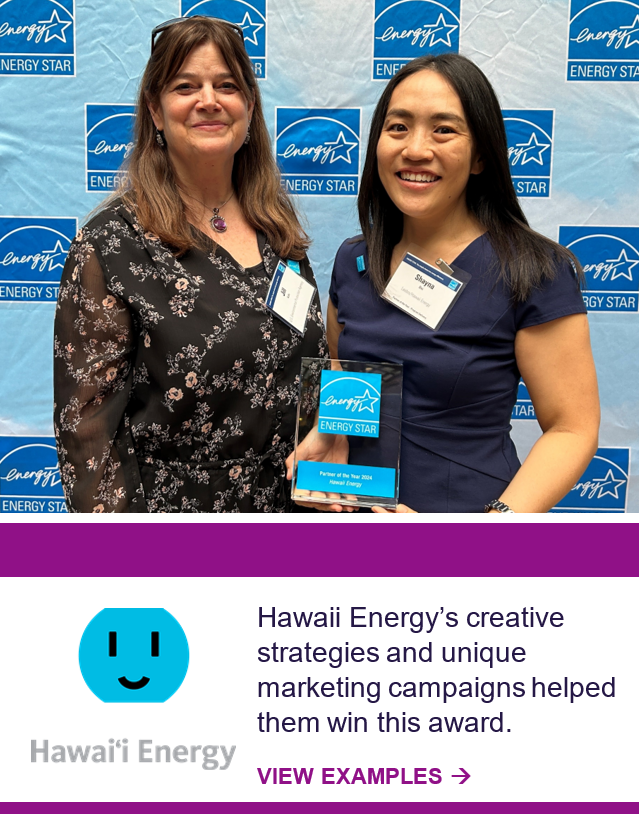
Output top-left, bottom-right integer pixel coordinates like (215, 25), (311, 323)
(54, 233), (142, 512)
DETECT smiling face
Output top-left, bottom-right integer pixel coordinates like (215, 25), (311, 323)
(376, 69), (483, 229)
(79, 608), (189, 703)
(149, 40), (253, 176)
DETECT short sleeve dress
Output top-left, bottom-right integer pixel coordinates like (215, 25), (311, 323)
(54, 202), (327, 513)
(329, 234), (587, 513)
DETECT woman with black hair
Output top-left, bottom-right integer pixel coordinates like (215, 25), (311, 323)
(325, 54), (599, 513)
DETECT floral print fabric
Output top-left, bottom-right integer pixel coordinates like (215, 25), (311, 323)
(54, 203), (327, 512)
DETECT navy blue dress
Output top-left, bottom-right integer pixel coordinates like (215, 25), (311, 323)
(329, 235), (587, 513)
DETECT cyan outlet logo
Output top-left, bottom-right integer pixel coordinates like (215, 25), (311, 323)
(567, 0), (639, 81)
(373, 0), (460, 80)
(503, 110), (553, 198)
(559, 226), (639, 313)
(317, 371), (382, 438)
(181, 0), (267, 79)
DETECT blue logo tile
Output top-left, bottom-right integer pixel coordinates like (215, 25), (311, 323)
(0, 436), (66, 513)
(317, 370), (382, 438)
(552, 448), (630, 512)
(0, 216), (77, 303)
(275, 108), (361, 196)
(511, 381), (536, 420)
(0, 0), (75, 76)
(567, 0), (639, 81)
(503, 109), (553, 198)
(373, 0), (460, 80)
(182, 0), (267, 79)
(559, 226), (639, 313)
(86, 104), (135, 193)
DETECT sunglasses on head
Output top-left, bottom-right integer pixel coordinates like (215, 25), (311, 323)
(151, 15), (245, 53)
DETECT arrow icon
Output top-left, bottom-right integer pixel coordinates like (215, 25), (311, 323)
(452, 768), (471, 784)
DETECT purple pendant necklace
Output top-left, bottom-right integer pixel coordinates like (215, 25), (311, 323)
(210, 191), (234, 233)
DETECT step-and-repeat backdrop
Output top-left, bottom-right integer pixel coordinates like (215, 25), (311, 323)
(0, 0), (637, 513)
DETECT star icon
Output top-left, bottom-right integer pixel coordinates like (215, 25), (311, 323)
(235, 11), (264, 47)
(325, 130), (358, 164)
(606, 248), (639, 282)
(42, 240), (67, 272)
(515, 132), (550, 166)
(38, 9), (73, 43)
(429, 13), (458, 48)
(592, 469), (626, 500)
(355, 389), (379, 414)
(620, 14), (639, 48)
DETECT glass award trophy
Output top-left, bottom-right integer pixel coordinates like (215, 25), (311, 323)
(291, 358), (403, 509)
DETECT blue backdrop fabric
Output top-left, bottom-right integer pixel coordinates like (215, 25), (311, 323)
(0, 0), (637, 513)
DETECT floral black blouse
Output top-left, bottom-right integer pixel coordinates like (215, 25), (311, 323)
(53, 203), (327, 513)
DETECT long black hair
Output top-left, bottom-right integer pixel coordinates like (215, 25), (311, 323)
(358, 53), (582, 301)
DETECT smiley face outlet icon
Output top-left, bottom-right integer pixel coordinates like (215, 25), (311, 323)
(79, 608), (189, 702)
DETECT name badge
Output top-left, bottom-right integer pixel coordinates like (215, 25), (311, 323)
(265, 260), (316, 335)
(382, 251), (470, 331)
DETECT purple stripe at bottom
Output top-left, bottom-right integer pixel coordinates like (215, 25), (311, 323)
(1, 804), (637, 814)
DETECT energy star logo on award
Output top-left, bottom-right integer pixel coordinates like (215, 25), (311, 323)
(317, 371), (382, 438)
(85, 104), (135, 193)
(0, 0), (75, 76)
(0, 217), (76, 303)
(503, 110), (553, 198)
(181, 0), (267, 78)
(275, 108), (361, 196)
(0, 437), (66, 513)
(559, 226), (639, 313)
(373, 0), (460, 79)
(567, 0), (639, 81)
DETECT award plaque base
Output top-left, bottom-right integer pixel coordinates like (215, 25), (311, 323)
(292, 358), (403, 509)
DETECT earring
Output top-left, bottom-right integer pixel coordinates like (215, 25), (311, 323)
(244, 124), (251, 145)
(156, 129), (165, 147)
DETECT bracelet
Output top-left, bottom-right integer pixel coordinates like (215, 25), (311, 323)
(484, 499), (515, 513)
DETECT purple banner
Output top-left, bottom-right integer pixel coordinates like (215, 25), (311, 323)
(0, 523), (636, 577)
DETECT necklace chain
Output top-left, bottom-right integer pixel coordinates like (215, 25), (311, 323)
(183, 189), (235, 234)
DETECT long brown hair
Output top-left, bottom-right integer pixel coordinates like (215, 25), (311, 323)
(118, 17), (308, 259)
(358, 54), (582, 301)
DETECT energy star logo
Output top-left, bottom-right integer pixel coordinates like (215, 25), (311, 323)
(275, 108), (361, 197)
(0, 437), (66, 513)
(559, 226), (639, 313)
(86, 104), (135, 194)
(567, 0), (639, 81)
(552, 448), (630, 512)
(181, 0), (267, 79)
(0, 0), (75, 76)
(511, 381), (536, 420)
(503, 110), (553, 198)
(0, 217), (76, 303)
(373, 0), (460, 80)
(317, 371), (382, 438)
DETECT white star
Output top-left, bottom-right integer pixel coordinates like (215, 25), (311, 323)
(606, 248), (639, 282)
(515, 132), (550, 166)
(37, 9), (73, 44)
(355, 389), (379, 414)
(235, 12), (264, 46)
(592, 469), (626, 500)
(324, 130), (358, 164)
(42, 240), (67, 272)
(620, 14), (639, 48)
(429, 13), (458, 48)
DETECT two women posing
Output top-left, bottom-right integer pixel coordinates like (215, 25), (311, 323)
(54, 16), (599, 513)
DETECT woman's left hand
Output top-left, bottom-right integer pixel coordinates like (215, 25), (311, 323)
(371, 504), (417, 514)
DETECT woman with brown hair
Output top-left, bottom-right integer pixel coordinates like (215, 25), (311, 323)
(54, 16), (327, 513)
